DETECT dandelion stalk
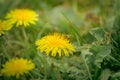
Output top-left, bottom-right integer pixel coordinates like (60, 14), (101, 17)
(21, 27), (32, 58)
(21, 27), (30, 54)
(1, 38), (11, 59)
(1, 44), (11, 59)
(22, 27), (28, 43)
(82, 54), (92, 80)
(36, 51), (49, 80)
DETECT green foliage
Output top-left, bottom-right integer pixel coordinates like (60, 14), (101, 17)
(0, 0), (120, 80)
(89, 27), (105, 41)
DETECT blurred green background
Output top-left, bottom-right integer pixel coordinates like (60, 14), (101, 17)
(0, 0), (120, 80)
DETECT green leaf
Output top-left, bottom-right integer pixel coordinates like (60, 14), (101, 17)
(98, 69), (111, 80)
(81, 49), (93, 57)
(89, 27), (105, 40)
(91, 45), (111, 67)
(111, 71), (120, 80)
(91, 45), (111, 57)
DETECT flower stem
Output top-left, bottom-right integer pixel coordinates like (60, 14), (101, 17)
(1, 44), (11, 59)
(36, 52), (49, 79)
(82, 55), (92, 80)
(21, 27), (30, 53)
(22, 27), (28, 43)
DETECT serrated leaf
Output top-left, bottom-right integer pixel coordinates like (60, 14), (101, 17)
(91, 45), (111, 67)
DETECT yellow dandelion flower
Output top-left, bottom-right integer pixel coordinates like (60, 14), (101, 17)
(1, 58), (35, 78)
(0, 19), (12, 36)
(5, 9), (38, 27)
(35, 33), (75, 57)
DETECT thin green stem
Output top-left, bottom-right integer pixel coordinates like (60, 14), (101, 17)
(82, 55), (92, 80)
(1, 36), (11, 59)
(8, 40), (25, 47)
(22, 27), (28, 43)
(1, 44), (11, 59)
(72, 0), (78, 13)
(31, 69), (43, 78)
(37, 26), (46, 39)
(75, 33), (81, 46)
(62, 12), (84, 43)
(36, 52), (48, 79)
(28, 72), (34, 79)
(21, 27), (30, 49)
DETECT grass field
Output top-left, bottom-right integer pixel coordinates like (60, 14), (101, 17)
(0, 0), (120, 80)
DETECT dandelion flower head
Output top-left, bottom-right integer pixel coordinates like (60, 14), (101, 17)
(5, 9), (38, 27)
(1, 58), (35, 78)
(35, 33), (75, 57)
(0, 19), (12, 36)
